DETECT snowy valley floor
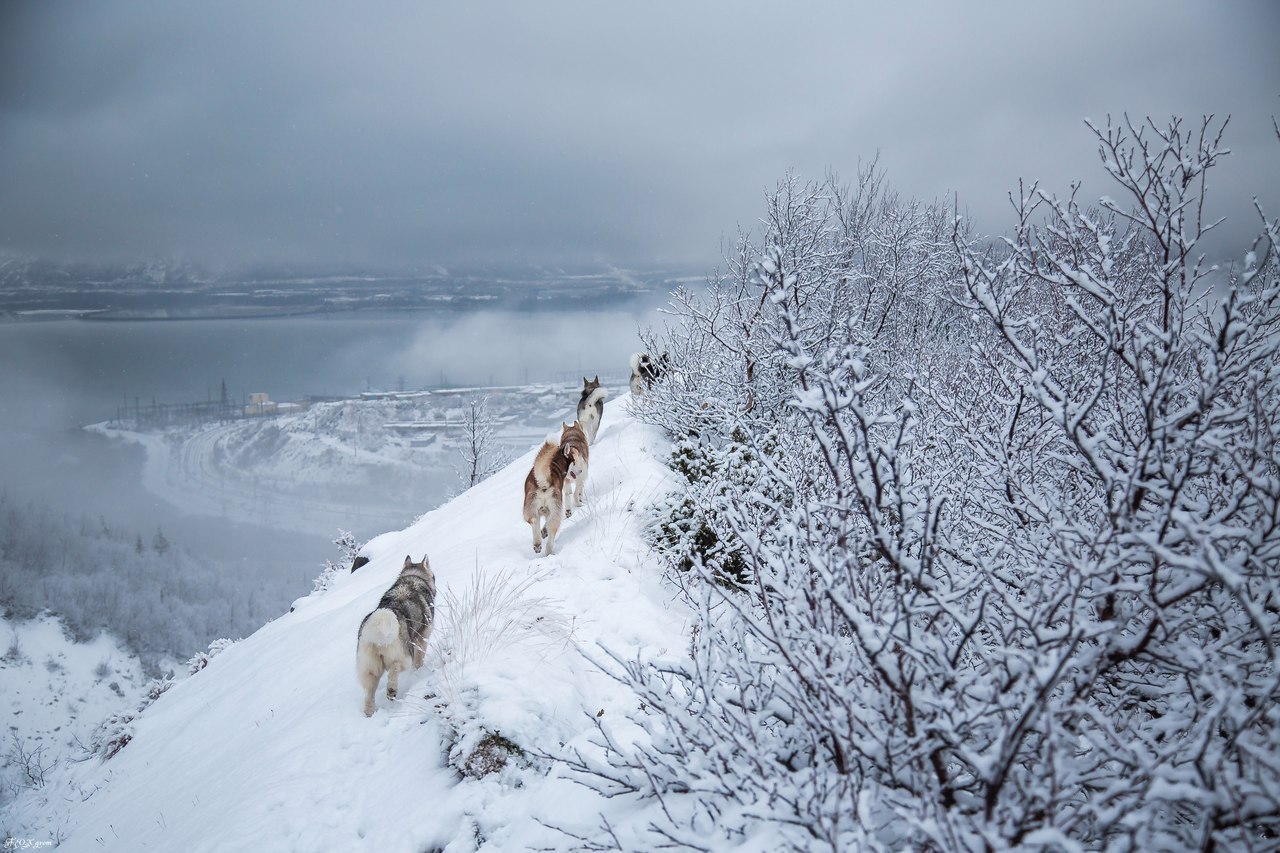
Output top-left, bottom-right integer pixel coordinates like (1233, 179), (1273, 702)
(5, 397), (693, 851)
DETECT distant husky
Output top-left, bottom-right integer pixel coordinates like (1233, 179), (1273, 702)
(356, 554), (436, 717)
(559, 420), (591, 516)
(629, 352), (669, 397)
(576, 376), (607, 444)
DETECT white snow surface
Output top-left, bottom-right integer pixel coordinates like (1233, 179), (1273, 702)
(0, 614), (148, 804)
(10, 398), (690, 851)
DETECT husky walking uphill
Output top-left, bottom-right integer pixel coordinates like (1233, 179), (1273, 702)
(523, 422), (588, 556)
(576, 376), (607, 444)
(523, 437), (567, 556)
(356, 555), (436, 717)
(559, 421), (590, 516)
(629, 351), (668, 397)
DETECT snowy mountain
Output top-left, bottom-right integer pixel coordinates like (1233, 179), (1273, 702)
(5, 397), (693, 851)
(0, 257), (684, 317)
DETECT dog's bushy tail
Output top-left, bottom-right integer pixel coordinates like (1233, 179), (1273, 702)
(362, 609), (399, 647)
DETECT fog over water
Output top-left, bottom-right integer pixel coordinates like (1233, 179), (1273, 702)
(0, 304), (661, 600)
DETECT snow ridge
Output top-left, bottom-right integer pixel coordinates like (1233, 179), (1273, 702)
(7, 397), (688, 852)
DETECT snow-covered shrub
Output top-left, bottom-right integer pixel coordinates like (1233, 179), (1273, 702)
(584, 117), (1280, 850)
(88, 675), (174, 760)
(630, 164), (965, 446)
(185, 637), (238, 675)
(5, 734), (54, 790)
(333, 529), (361, 565)
(88, 710), (136, 761)
(310, 562), (343, 595)
(310, 529), (365, 594)
(454, 729), (527, 780)
(2, 634), (26, 665)
(429, 567), (570, 779)
(653, 428), (789, 588)
(933, 115), (1280, 849)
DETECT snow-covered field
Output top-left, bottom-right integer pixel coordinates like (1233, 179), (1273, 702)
(5, 396), (693, 850)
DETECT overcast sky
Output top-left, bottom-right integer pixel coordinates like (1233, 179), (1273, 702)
(1, 1), (1277, 272)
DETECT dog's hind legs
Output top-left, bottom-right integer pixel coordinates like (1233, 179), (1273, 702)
(386, 661), (403, 701)
(544, 511), (561, 556)
(359, 666), (381, 717)
(530, 518), (543, 554)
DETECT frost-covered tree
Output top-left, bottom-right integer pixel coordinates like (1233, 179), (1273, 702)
(456, 396), (508, 490)
(937, 114), (1280, 849)
(151, 527), (169, 556)
(633, 164), (966, 613)
(574, 117), (1280, 850)
(632, 164), (966, 438)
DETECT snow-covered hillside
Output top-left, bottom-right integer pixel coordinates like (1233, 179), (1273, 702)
(6, 397), (691, 851)
(0, 615), (149, 815)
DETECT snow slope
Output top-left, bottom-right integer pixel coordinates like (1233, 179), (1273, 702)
(8, 397), (690, 851)
(0, 615), (148, 812)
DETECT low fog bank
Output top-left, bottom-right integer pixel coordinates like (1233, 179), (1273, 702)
(382, 307), (659, 389)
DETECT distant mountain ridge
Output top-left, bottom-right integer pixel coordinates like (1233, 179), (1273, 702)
(0, 256), (697, 317)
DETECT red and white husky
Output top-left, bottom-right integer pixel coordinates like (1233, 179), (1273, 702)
(522, 422), (590, 556)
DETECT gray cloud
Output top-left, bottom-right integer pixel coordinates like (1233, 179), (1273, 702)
(2, 1), (1277, 270)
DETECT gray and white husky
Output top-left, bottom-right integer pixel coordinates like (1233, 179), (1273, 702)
(576, 376), (607, 444)
(629, 352), (668, 397)
(356, 554), (436, 717)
